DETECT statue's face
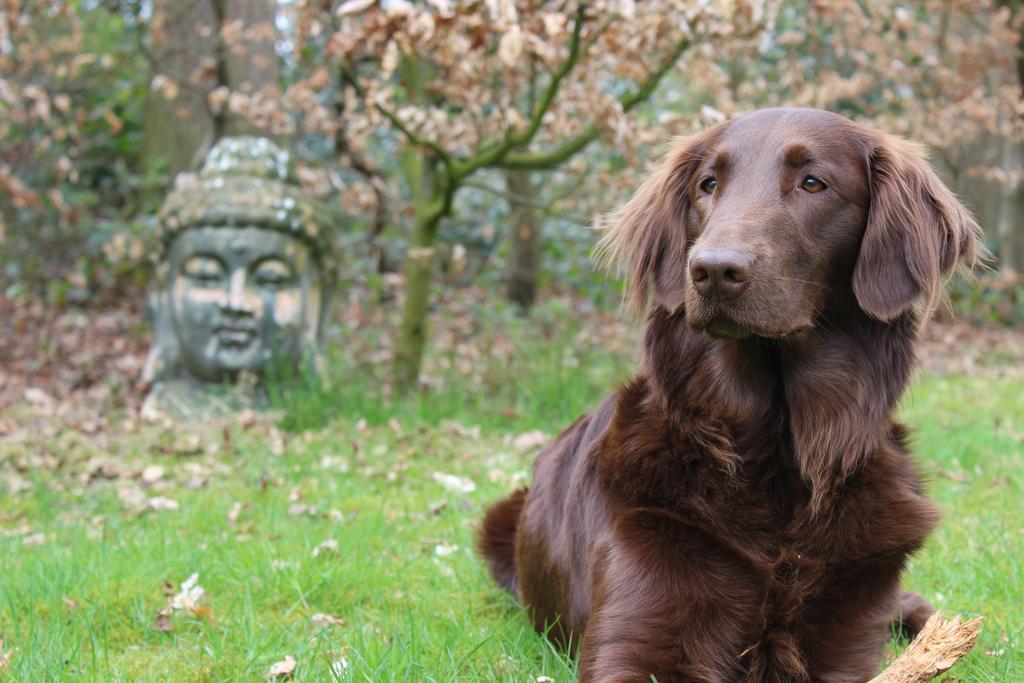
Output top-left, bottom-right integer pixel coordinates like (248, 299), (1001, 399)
(164, 227), (322, 381)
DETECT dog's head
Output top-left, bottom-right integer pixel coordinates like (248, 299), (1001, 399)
(600, 108), (982, 337)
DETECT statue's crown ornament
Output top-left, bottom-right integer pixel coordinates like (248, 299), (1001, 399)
(156, 137), (334, 260)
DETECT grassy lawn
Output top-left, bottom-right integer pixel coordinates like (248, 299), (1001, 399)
(1, 312), (1021, 681)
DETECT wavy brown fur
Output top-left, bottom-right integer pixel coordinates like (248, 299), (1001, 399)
(479, 109), (981, 682)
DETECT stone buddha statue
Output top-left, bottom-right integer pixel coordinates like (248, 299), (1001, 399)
(141, 137), (334, 419)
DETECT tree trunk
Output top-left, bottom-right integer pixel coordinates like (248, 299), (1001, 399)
(143, 0), (218, 175)
(221, 0), (280, 136)
(393, 213), (441, 392)
(1003, 0), (1024, 274)
(392, 150), (443, 393)
(392, 55), (451, 394)
(998, 141), (1024, 274)
(504, 169), (542, 313)
(144, 0), (280, 175)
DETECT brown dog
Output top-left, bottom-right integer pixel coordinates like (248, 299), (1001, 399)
(478, 108), (981, 682)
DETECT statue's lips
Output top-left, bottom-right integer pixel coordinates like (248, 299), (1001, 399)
(216, 325), (257, 347)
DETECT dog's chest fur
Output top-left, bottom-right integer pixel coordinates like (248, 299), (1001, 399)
(591, 374), (939, 677)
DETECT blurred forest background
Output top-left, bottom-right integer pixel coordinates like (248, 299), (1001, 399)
(1, 0), (1023, 407)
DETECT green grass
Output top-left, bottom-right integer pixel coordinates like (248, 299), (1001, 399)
(1, 316), (1021, 680)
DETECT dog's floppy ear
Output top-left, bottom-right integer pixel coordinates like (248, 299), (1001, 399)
(598, 127), (721, 314)
(853, 133), (982, 322)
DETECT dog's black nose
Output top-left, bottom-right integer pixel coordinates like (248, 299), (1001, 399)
(689, 248), (754, 300)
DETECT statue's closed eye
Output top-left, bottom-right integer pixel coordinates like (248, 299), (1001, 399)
(253, 259), (295, 287)
(182, 256), (226, 283)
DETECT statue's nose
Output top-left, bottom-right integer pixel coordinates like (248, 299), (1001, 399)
(225, 270), (257, 314)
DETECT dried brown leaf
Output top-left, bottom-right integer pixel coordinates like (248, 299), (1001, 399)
(152, 610), (173, 632)
(0, 638), (14, 670)
(311, 613), (345, 628)
(266, 655), (297, 679)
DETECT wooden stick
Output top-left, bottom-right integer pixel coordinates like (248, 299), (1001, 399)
(870, 613), (983, 683)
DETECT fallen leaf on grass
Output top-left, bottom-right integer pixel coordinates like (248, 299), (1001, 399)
(266, 655), (297, 679)
(147, 496), (179, 512)
(235, 410), (262, 429)
(0, 638), (14, 671)
(937, 468), (968, 483)
(90, 460), (123, 481)
(512, 430), (548, 452)
(269, 429), (286, 456)
(141, 465), (165, 484)
(152, 610), (173, 632)
(312, 539), (338, 558)
(7, 474), (31, 494)
(24, 386), (55, 413)
(22, 532), (47, 547)
(61, 595), (80, 611)
(288, 503), (319, 517)
(331, 655), (348, 677)
(318, 455), (351, 473)
(153, 572), (209, 632)
(441, 420), (481, 440)
(432, 472), (476, 494)
(434, 543), (458, 557)
(167, 434), (202, 456)
(311, 613), (345, 628)
(118, 486), (179, 514)
(77, 417), (102, 435)
(171, 573), (204, 611)
(192, 604), (215, 624)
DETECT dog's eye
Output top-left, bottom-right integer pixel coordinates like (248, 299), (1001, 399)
(801, 176), (827, 193)
(699, 177), (717, 194)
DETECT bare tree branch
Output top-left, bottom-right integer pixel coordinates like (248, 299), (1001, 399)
(499, 35), (692, 171)
(462, 179), (593, 226)
(450, 3), (589, 180)
(869, 613), (981, 683)
(338, 66), (455, 175)
(375, 103), (455, 172)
